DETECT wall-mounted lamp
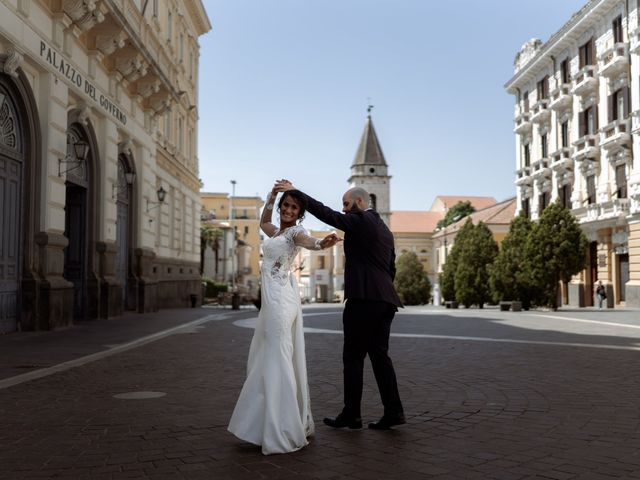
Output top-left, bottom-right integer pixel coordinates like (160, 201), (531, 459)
(58, 139), (89, 177)
(112, 172), (137, 199)
(146, 186), (167, 213)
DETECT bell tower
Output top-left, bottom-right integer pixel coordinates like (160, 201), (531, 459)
(348, 109), (391, 225)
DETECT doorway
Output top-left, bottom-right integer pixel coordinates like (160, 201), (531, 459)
(618, 253), (629, 303)
(64, 184), (88, 320)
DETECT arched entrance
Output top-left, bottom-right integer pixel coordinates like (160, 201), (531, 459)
(115, 154), (134, 310)
(63, 124), (91, 320)
(0, 83), (23, 332)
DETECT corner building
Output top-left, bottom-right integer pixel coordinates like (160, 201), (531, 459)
(506, 0), (640, 308)
(0, 0), (211, 332)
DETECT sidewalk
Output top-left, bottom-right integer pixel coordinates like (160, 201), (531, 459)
(0, 306), (251, 384)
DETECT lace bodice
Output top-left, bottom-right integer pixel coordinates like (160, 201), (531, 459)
(262, 225), (320, 285)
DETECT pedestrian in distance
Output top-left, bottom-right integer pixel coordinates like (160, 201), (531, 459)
(596, 281), (607, 309)
(228, 182), (342, 455)
(278, 179), (406, 431)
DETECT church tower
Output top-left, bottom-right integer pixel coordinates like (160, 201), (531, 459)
(348, 111), (391, 225)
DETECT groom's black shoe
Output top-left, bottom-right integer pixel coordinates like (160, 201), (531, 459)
(323, 415), (362, 429)
(368, 414), (406, 430)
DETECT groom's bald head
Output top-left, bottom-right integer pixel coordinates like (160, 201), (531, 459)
(342, 187), (370, 213)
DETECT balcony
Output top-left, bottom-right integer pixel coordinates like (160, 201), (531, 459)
(600, 198), (630, 220)
(514, 112), (532, 136)
(600, 118), (631, 151)
(530, 99), (551, 125)
(550, 147), (574, 172)
(630, 25), (640, 54)
(549, 84), (573, 112)
(572, 65), (598, 97)
(515, 166), (532, 186)
(531, 158), (551, 180)
(572, 134), (600, 162)
(599, 42), (630, 79)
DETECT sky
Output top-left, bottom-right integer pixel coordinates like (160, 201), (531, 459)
(197, 0), (587, 230)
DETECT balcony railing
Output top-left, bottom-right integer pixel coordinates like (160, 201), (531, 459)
(631, 25), (640, 54)
(530, 99), (551, 125)
(631, 109), (640, 133)
(600, 118), (631, 151)
(599, 42), (630, 78)
(572, 65), (598, 97)
(575, 198), (630, 224)
(550, 147), (574, 171)
(549, 84), (573, 112)
(572, 134), (600, 162)
(515, 166), (532, 186)
(531, 158), (551, 179)
(514, 112), (532, 135)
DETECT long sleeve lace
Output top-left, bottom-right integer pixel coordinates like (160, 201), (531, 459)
(292, 228), (322, 251)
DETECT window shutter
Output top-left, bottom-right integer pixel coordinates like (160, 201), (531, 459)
(608, 94), (614, 123)
(579, 111), (585, 137)
(624, 86), (630, 118)
(594, 105), (599, 131)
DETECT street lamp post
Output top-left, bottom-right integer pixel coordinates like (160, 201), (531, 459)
(230, 180), (236, 292)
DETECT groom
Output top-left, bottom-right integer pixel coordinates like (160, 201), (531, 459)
(277, 181), (405, 430)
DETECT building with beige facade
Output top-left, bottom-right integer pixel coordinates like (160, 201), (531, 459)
(0, 0), (210, 332)
(505, 0), (640, 307)
(200, 192), (263, 295)
(294, 229), (345, 303)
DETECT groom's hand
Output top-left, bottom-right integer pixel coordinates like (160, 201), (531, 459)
(320, 233), (343, 249)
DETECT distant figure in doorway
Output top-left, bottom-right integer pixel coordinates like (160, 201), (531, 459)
(596, 281), (607, 309)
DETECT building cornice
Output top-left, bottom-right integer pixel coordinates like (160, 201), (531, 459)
(185, 0), (212, 36)
(505, 0), (618, 92)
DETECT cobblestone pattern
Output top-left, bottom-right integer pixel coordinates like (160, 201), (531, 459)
(2, 309), (640, 479)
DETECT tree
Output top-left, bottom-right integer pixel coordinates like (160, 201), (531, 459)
(200, 223), (223, 275)
(436, 201), (475, 230)
(524, 202), (588, 310)
(454, 221), (498, 308)
(395, 251), (432, 305)
(440, 219), (474, 302)
(489, 214), (534, 309)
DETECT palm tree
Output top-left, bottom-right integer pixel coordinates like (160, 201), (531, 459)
(201, 223), (223, 275)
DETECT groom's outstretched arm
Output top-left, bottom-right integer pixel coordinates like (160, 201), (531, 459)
(302, 194), (360, 233)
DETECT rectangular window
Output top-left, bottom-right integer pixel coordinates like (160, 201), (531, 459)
(541, 134), (548, 158)
(579, 38), (594, 68)
(180, 34), (184, 62)
(153, 0), (158, 17)
(561, 121), (569, 148)
(178, 117), (183, 151)
(610, 87), (629, 122)
(244, 226), (249, 235)
(558, 184), (572, 209)
(522, 198), (530, 218)
(613, 15), (623, 43)
(616, 164), (627, 198)
(317, 256), (325, 269)
(537, 76), (549, 100)
(538, 191), (550, 216)
(524, 143), (531, 167)
(581, 106), (597, 136)
(523, 91), (529, 112)
(586, 175), (596, 204)
(560, 58), (570, 84)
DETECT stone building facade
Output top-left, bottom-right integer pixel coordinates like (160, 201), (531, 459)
(0, 0), (210, 332)
(505, 0), (640, 307)
(201, 192), (263, 295)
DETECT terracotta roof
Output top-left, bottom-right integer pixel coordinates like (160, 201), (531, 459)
(430, 196), (497, 212)
(390, 211), (443, 233)
(432, 197), (517, 238)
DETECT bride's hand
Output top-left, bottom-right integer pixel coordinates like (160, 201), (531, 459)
(320, 233), (343, 249)
(273, 179), (294, 192)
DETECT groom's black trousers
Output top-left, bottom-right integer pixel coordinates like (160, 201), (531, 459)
(341, 298), (403, 419)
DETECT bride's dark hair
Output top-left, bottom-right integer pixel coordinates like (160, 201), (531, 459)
(278, 189), (307, 222)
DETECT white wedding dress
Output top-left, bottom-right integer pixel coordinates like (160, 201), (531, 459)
(228, 224), (320, 455)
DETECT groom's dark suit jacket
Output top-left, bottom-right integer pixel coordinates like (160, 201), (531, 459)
(302, 194), (402, 308)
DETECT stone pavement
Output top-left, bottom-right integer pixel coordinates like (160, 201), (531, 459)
(3, 304), (640, 479)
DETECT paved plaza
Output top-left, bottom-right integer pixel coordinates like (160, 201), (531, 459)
(2, 304), (640, 479)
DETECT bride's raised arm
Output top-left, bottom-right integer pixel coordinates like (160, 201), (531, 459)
(260, 188), (279, 237)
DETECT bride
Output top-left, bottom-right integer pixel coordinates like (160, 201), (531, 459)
(228, 181), (342, 455)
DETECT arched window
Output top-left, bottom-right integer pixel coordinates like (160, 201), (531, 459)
(369, 193), (377, 210)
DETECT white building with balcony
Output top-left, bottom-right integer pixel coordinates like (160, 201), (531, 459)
(505, 0), (640, 308)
